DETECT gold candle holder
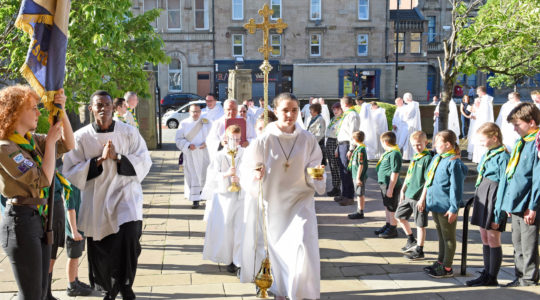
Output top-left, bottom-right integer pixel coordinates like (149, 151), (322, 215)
(227, 148), (241, 193)
(307, 167), (325, 180)
(255, 257), (273, 298)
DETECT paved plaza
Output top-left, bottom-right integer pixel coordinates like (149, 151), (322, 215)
(0, 130), (539, 299)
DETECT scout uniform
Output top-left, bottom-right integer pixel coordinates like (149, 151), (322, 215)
(376, 145), (402, 212)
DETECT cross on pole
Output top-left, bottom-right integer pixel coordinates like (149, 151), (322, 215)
(244, 4), (288, 124)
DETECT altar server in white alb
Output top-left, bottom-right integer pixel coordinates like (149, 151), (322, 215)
(63, 91), (152, 300)
(433, 99), (460, 138)
(365, 101), (388, 159)
(201, 93), (224, 122)
(495, 92), (521, 152)
(402, 92), (422, 160)
(393, 97), (409, 152)
(203, 125), (245, 274)
(467, 86), (494, 163)
(175, 103), (211, 209)
(240, 93), (325, 300)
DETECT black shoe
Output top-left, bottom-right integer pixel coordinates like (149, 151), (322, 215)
(374, 224), (389, 235)
(503, 278), (521, 287)
(333, 196), (344, 202)
(424, 261), (441, 273)
(466, 270), (487, 287)
(226, 263), (239, 273)
(348, 212), (364, 219)
(404, 247), (424, 260)
(379, 226), (398, 239)
(192, 201), (200, 209)
(67, 281), (93, 297)
(76, 278), (92, 290)
(481, 274), (499, 286)
(427, 264), (454, 278)
(327, 188), (341, 197)
(401, 240), (417, 253)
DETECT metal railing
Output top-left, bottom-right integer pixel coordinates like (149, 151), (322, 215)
(460, 196), (475, 275)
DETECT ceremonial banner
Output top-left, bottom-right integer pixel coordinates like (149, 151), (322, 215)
(15, 0), (71, 120)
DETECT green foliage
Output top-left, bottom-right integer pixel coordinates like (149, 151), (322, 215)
(377, 102), (396, 130)
(0, 0), (28, 85)
(0, 0), (169, 112)
(36, 109), (50, 134)
(458, 0), (540, 88)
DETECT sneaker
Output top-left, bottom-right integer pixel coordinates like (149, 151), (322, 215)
(338, 197), (354, 206)
(67, 281), (93, 297)
(465, 270), (487, 287)
(427, 264), (454, 278)
(333, 196), (344, 202)
(374, 224), (389, 235)
(401, 240), (417, 253)
(226, 263), (239, 274)
(404, 247), (424, 260)
(191, 201), (200, 209)
(348, 211), (364, 219)
(327, 188), (341, 197)
(424, 261), (441, 273)
(76, 278), (91, 290)
(503, 278), (521, 287)
(379, 226), (398, 239)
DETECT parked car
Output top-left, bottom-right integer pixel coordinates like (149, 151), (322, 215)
(160, 93), (203, 112)
(162, 100), (207, 129)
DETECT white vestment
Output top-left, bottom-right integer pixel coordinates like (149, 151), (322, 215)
(175, 117), (211, 201)
(239, 122), (325, 300)
(402, 101), (422, 160)
(321, 104), (331, 127)
(467, 95), (494, 163)
(113, 111), (137, 128)
(496, 101), (521, 152)
(433, 101), (460, 138)
(301, 104), (311, 128)
(202, 104), (224, 122)
(370, 107), (389, 159)
(63, 122), (152, 240)
(392, 105), (409, 150)
(202, 148), (245, 266)
(206, 116), (256, 154)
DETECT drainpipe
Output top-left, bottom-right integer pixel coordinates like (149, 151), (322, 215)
(212, 0), (216, 94)
(385, 0), (389, 63)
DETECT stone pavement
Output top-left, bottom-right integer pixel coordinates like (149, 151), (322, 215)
(1, 134), (539, 299)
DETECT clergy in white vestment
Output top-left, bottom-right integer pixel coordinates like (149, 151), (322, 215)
(301, 97), (315, 128)
(392, 97), (409, 151)
(532, 90), (540, 109)
(203, 125), (245, 273)
(402, 93), (422, 160)
(63, 91), (152, 299)
(495, 92), (521, 152)
(319, 98), (331, 126)
(368, 102), (389, 159)
(467, 86), (494, 163)
(201, 93), (224, 122)
(175, 103), (211, 208)
(433, 100), (460, 138)
(240, 93), (325, 300)
(112, 97), (137, 128)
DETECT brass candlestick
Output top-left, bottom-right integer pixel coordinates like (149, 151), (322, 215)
(227, 148), (241, 193)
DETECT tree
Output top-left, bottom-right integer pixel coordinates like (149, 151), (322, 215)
(458, 0), (540, 90)
(0, 0), (169, 111)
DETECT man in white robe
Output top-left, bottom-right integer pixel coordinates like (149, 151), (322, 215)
(63, 91), (152, 300)
(402, 92), (422, 160)
(496, 92), (521, 152)
(319, 98), (331, 126)
(433, 100), (460, 138)
(175, 103), (211, 209)
(468, 86), (494, 162)
(369, 102), (389, 159)
(301, 97), (315, 128)
(201, 93), (224, 122)
(392, 97), (409, 151)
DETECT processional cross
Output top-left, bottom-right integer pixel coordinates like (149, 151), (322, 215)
(244, 4), (288, 125)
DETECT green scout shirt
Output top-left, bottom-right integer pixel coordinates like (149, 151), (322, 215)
(404, 153), (433, 200)
(65, 185), (83, 238)
(350, 146), (368, 182)
(377, 151), (402, 185)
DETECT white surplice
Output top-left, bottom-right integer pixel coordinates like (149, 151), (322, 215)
(239, 122), (325, 300)
(321, 104), (331, 127)
(496, 100), (521, 152)
(202, 104), (224, 122)
(392, 105), (409, 150)
(206, 116), (256, 154)
(202, 148), (245, 266)
(467, 95), (494, 163)
(370, 107), (389, 159)
(433, 101), (460, 139)
(301, 104), (311, 128)
(175, 117), (211, 201)
(63, 122), (152, 241)
(402, 101), (422, 160)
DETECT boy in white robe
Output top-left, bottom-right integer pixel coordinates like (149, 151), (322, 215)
(203, 125), (245, 273)
(496, 92), (521, 152)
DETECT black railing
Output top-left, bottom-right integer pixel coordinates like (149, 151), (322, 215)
(460, 196), (475, 275)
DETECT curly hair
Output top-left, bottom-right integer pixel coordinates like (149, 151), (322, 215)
(0, 85), (39, 139)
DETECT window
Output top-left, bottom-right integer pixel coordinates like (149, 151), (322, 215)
(167, 0), (181, 30)
(428, 16), (436, 43)
(144, 0), (158, 28)
(169, 59), (182, 92)
(232, 0), (243, 20)
(357, 34), (368, 56)
(310, 34), (321, 56)
(271, 34), (281, 57)
(410, 32), (421, 53)
(358, 0), (369, 20)
(194, 0), (209, 30)
(271, 0), (281, 20)
(232, 34), (244, 57)
(310, 0), (321, 20)
(394, 32), (404, 53)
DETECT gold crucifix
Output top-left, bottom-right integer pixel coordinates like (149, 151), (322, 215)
(244, 4), (288, 61)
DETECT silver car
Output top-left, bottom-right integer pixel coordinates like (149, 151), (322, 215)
(162, 100), (207, 129)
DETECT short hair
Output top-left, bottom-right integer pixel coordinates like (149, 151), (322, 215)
(206, 92), (217, 98)
(331, 102), (342, 110)
(410, 130), (427, 142)
(476, 122), (503, 144)
(340, 96), (354, 106)
(273, 92), (299, 109)
(113, 97), (125, 109)
(370, 101), (378, 107)
(506, 102), (540, 125)
(225, 124), (241, 135)
(223, 99), (238, 107)
(352, 131), (365, 143)
(0, 85), (39, 139)
(531, 90), (540, 96)
(257, 110), (278, 122)
(477, 86), (487, 93)
(310, 103), (322, 114)
(403, 92), (413, 101)
(508, 91), (521, 100)
(124, 91), (137, 100)
(435, 130), (460, 153)
(189, 103), (202, 110)
(90, 90), (112, 103)
(380, 131), (397, 146)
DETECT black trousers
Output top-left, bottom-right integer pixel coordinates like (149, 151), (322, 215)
(0, 205), (50, 300)
(87, 221), (142, 299)
(337, 142), (354, 199)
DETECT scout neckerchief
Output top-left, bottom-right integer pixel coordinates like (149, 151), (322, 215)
(375, 145), (401, 172)
(307, 114), (321, 130)
(404, 149), (430, 185)
(348, 143), (366, 171)
(336, 108), (355, 135)
(8, 132), (72, 216)
(475, 145), (506, 187)
(425, 148), (457, 187)
(506, 128), (539, 179)
(114, 111), (126, 123)
(327, 114), (343, 130)
(127, 107), (139, 128)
